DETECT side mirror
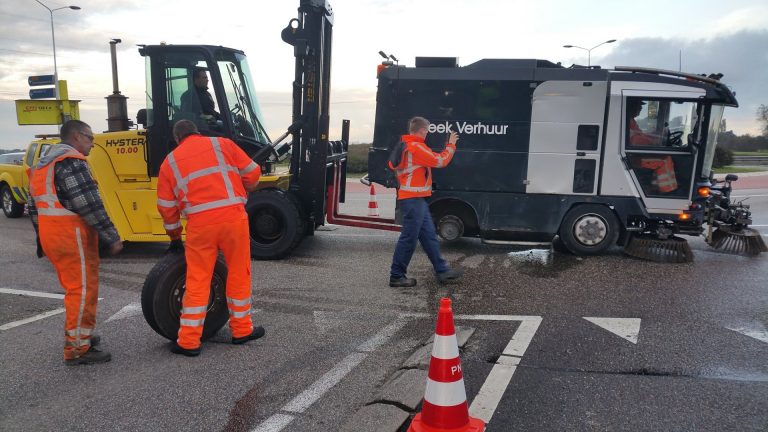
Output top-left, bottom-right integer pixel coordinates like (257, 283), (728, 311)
(725, 174), (738, 182)
(136, 109), (147, 128)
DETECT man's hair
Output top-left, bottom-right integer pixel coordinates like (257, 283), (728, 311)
(408, 116), (430, 134)
(192, 68), (208, 80)
(173, 120), (199, 143)
(60, 120), (90, 141)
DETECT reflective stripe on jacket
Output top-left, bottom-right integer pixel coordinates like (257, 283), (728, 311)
(640, 155), (678, 193)
(389, 134), (456, 200)
(157, 135), (261, 228)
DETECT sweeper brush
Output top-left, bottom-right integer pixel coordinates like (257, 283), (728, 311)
(708, 226), (768, 256)
(623, 234), (694, 263)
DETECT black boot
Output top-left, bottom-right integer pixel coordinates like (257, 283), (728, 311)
(64, 347), (111, 366)
(389, 276), (417, 287)
(232, 326), (266, 345)
(170, 343), (201, 357)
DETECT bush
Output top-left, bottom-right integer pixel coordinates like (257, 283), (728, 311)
(346, 143), (370, 173)
(713, 146), (734, 168)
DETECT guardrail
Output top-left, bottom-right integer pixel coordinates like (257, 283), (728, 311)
(732, 155), (768, 166)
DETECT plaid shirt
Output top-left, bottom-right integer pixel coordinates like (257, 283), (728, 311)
(29, 157), (120, 245)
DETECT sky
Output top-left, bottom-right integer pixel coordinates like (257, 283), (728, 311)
(1, 0), (767, 150)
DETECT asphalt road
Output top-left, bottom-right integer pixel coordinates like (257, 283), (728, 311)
(0, 183), (766, 432)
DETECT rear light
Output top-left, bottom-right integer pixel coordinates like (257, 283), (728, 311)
(678, 212), (691, 221)
(376, 64), (388, 77)
(697, 186), (710, 197)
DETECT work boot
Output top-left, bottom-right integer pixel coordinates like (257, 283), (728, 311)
(64, 347), (111, 366)
(389, 276), (417, 288)
(437, 268), (464, 284)
(232, 326), (266, 345)
(170, 343), (201, 357)
(90, 335), (100, 347)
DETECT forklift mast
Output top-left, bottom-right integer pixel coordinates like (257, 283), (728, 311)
(282, 0), (337, 231)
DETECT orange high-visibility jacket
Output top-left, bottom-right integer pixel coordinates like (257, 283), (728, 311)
(389, 134), (456, 200)
(629, 119), (678, 193)
(157, 135), (261, 229)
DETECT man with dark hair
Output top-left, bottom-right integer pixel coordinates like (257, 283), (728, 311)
(388, 116), (463, 287)
(180, 68), (220, 120)
(157, 120), (263, 357)
(28, 119), (123, 366)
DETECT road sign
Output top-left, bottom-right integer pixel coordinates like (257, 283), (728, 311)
(15, 100), (80, 125)
(29, 88), (56, 99)
(28, 75), (55, 86)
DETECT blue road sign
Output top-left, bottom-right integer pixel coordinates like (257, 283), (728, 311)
(28, 75), (56, 86)
(29, 88), (56, 99)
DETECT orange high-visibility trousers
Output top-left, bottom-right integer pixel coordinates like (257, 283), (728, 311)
(177, 213), (253, 349)
(39, 220), (100, 360)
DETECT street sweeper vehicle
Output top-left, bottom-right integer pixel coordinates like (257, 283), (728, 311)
(366, 58), (767, 263)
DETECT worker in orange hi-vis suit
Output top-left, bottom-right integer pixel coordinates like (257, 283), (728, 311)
(627, 99), (678, 193)
(157, 120), (263, 357)
(28, 120), (123, 366)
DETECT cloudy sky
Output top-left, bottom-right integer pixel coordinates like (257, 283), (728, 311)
(1, 0), (767, 150)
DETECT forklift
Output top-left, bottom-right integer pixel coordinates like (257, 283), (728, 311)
(142, 0), (370, 340)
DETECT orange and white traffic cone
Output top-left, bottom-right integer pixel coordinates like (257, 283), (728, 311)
(409, 298), (485, 432)
(368, 183), (380, 217)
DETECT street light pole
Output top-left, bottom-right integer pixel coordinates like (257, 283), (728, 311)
(34, 1), (80, 100)
(563, 39), (617, 67)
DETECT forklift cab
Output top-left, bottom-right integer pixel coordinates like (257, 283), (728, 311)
(140, 44), (272, 177)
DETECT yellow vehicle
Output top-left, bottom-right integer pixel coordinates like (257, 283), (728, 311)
(0, 138), (56, 218)
(19, 1), (349, 262)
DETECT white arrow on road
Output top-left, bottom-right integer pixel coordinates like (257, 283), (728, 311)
(583, 317), (641, 344)
(726, 322), (768, 345)
(106, 302), (143, 323)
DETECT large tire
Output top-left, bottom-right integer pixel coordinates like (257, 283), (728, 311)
(246, 189), (305, 260)
(558, 204), (619, 255)
(141, 252), (229, 341)
(2, 184), (24, 218)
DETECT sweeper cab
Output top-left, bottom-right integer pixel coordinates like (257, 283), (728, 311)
(366, 59), (767, 262)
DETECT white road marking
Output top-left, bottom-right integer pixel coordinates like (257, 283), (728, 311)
(282, 352), (368, 413)
(0, 308), (65, 331)
(0, 287), (64, 299)
(250, 317), (409, 432)
(469, 316), (542, 423)
(727, 324), (768, 345)
(105, 302), (143, 323)
(732, 195), (768, 198)
(584, 317), (641, 344)
(250, 414), (295, 432)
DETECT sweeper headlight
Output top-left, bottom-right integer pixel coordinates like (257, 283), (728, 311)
(697, 186), (711, 198)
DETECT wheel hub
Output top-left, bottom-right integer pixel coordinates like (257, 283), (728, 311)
(2, 189), (12, 213)
(574, 214), (607, 245)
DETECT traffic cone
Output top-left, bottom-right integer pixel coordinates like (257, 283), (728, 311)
(409, 298), (485, 432)
(368, 183), (380, 217)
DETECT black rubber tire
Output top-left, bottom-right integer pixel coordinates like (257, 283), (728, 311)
(246, 189), (305, 260)
(558, 204), (619, 255)
(436, 214), (465, 242)
(2, 184), (24, 218)
(141, 252), (229, 341)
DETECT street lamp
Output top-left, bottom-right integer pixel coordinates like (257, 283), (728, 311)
(563, 39), (617, 67)
(34, 0), (81, 100)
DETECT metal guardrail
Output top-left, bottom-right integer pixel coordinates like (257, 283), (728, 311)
(732, 155), (768, 166)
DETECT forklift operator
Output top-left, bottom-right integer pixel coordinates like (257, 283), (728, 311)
(180, 68), (221, 122)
